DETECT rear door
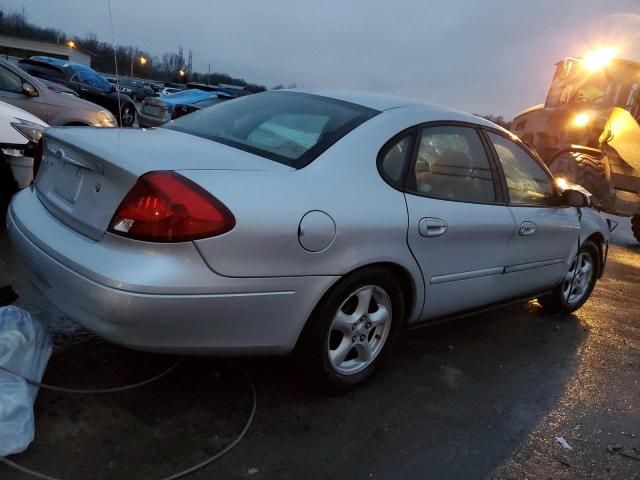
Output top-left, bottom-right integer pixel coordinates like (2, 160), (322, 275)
(403, 124), (516, 320)
(485, 131), (580, 297)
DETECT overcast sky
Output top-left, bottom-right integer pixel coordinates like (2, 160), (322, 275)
(3, 0), (640, 118)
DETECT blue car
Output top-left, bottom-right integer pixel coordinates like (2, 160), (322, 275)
(139, 89), (233, 127)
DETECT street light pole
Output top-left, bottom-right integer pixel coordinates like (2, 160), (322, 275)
(131, 56), (147, 79)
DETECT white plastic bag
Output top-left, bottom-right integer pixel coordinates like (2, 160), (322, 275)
(0, 306), (52, 457)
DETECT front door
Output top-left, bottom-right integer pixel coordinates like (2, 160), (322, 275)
(404, 125), (516, 320)
(0, 64), (49, 122)
(485, 131), (580, 297)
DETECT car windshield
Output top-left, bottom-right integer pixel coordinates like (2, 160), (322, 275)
(167, 91), (378, 168)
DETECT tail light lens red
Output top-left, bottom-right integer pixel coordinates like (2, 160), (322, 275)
(108, 171), (235, 242)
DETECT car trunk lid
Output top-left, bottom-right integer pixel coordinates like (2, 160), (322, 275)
(35, 127), (292, 240)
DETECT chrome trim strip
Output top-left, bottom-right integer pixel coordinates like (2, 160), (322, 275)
(430, 267), (504, 285)
(504, 258), (564, 273)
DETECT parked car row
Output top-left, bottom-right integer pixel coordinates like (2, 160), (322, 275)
(4, 89), (611, 390)
(17, 57), (137, 127)
(107, 78), (155, 101)
(0, 58), (117, 127)
(0, 54), (256, 202)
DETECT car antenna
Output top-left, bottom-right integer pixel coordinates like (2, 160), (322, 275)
(106, 0), (122, 129)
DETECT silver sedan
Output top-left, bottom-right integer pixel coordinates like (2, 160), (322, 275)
(7, 90), (610, 389)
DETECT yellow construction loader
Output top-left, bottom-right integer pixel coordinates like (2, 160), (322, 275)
(513, 48), (640, 242)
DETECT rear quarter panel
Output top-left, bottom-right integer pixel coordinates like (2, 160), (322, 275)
(186, 108), (461, 322)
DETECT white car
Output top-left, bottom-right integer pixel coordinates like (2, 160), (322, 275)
(0, 100), (47, 200)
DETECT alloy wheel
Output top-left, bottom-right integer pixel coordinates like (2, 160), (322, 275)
(327, 285), (392, 375)
(121, 105), (135, 126)
(562, 251), (594, 306)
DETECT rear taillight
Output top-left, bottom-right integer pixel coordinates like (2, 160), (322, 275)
(108, 171), (235, 242)
(32, 138), (44, 180)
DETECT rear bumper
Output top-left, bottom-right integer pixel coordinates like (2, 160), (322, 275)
(7, 188), (338, 354)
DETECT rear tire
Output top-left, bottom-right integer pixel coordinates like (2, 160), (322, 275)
(538, 240), (600, 314)
(548, 152), (609, 204)
(296, 268), (405, 392)
(632, 215), (640, 244)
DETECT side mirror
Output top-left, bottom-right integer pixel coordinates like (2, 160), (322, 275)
(562, 189), (589, 208)
(22, 82), (38, 97)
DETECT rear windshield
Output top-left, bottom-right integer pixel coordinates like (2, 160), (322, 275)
(166, 91), (379, 168)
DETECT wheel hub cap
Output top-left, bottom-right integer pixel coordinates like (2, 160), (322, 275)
(562, 251), (594, 306)
(327, 285), (392, 375)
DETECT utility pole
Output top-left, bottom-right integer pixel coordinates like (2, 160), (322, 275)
(208, 63), (211, 85)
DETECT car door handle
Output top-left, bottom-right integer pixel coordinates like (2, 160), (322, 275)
(419, 217), (448, 237)
(519, 221), (537, 236)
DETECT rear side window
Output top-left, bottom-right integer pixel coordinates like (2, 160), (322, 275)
(19, 63), (64, 80)
(378, 134), (414, 187)
(167, 91), (379, 168)
(407, 125), (496, 203)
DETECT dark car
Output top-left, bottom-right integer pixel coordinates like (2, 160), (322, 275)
(145, 82), (162, 96)
(109, 78), (154, 101)
(139, 89), (232, 127)
(17, 57), (137, 127)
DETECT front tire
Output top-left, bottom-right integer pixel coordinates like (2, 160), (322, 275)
(538, 240), (600, 314)
(119, 103), (136, 127)
(296, 268), (405, 391)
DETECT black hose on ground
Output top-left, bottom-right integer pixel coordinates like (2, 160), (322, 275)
(0, 360), (257, 480)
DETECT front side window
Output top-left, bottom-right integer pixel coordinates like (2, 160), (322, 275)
(167, 91), (378, 168)
(488, 132), (556, 205)
(0, 65), (23, 93)
(407, 125), (496, 203)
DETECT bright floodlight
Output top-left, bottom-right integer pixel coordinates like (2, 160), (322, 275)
(582, 48), (616, 71)
(572, 112), (591, 127)
(555, 177), (570, 190)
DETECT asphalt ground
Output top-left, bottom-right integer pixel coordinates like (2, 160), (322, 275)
(0, 214), (638, 480)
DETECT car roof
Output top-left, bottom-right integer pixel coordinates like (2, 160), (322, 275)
(27, 56), (90, 72)
(290, 89), (509, 132)
(161, 89), (228, 105)
(293, 89), (420, 111)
